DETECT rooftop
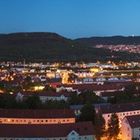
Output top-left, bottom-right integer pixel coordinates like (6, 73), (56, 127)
(60, 83), (126, 92)
(99, 102), (140, 114)
(20, 91), (72, 97)
(125, 115), (140, 128)
(0, 122), (94, 137)
(0, 109), (75, 118)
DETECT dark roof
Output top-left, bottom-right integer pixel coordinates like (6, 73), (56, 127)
(99, 102), (140, 114)
(20, 91), (72, 97)
(0, 122), (94, 137)
(0, 109), (75, 118)
(100, 91), (123, 97)
(61, 83), (125, 92)
(70, 103), (110, 110)
(126, 115), (140, 128)
(38, 91), (72, 97)
(47, 78), (62, 83)
(70, 105), (84, 110)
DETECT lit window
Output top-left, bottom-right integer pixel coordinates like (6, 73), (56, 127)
(7, 119), (11, 122)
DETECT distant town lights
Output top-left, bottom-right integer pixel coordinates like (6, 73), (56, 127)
(34, 85), (45, 91)
(90, 68), (100, 73)
(9, 92), (13, 95)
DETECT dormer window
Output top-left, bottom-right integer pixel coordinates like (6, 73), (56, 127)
(72, 132), (75, 135)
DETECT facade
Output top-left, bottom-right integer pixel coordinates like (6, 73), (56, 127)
(0, 109), (75, 125)
(0, 122), (96, 140)
(38, 92), (69, 102)
(70, 103), (110, 117)
(39, 94), (68, 102)
(16, 92), (70, 103)
(121, 115), (140, 140)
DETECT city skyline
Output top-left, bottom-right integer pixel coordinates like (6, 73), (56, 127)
(0, 0), (140, 38)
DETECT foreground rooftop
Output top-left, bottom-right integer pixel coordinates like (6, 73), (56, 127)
(0, 122), (94, 137)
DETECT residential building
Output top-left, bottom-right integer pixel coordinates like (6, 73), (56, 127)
(0, 122), (96, 140)
(97, 102), (140, 127)
(121, 115), (140, 140)
(0, 109), (75, 124)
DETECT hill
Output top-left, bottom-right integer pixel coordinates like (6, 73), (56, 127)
(75, 36), (140, 47)
(0, 32), (139, 62)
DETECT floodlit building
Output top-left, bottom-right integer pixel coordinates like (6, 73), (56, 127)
(0, 109), (75, 125)
(97, 102), (140, 127)
(121, 115), (140, 140)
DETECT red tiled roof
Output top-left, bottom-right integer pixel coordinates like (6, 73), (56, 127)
(0, 122), (94, 137)
(0, 109), (75, 118)
(125, 115), (140, 128)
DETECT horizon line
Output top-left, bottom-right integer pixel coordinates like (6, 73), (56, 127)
(0, 31), (139, 39)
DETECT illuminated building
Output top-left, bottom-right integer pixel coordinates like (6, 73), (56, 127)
(121, 115), (140, 140)
(97, 102), (140, 128)
(0, 109), (75, 125)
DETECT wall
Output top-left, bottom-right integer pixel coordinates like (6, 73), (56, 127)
(0, 117), (75, 124)
(121, 117), (132, 140)
(133, 127), (140, 140)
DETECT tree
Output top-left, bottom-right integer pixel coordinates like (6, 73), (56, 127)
(124, 84), (136, 94)
(68, 94), (82, 105)
(94, 112), (106, 140)
(24, 76), (32, 84)
(25, 94), (42, 109)
(132, 138), (139, 140)
(0, 82), (5, 91)
(107, 113), (120, 140)
(79, 102), (95, 124)
(81, 91), (104, 104)
(42, 100), (69, 109)
(0, 93), (17, 109)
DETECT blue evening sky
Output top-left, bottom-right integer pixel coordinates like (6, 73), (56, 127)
(0, 0), (140, 38)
